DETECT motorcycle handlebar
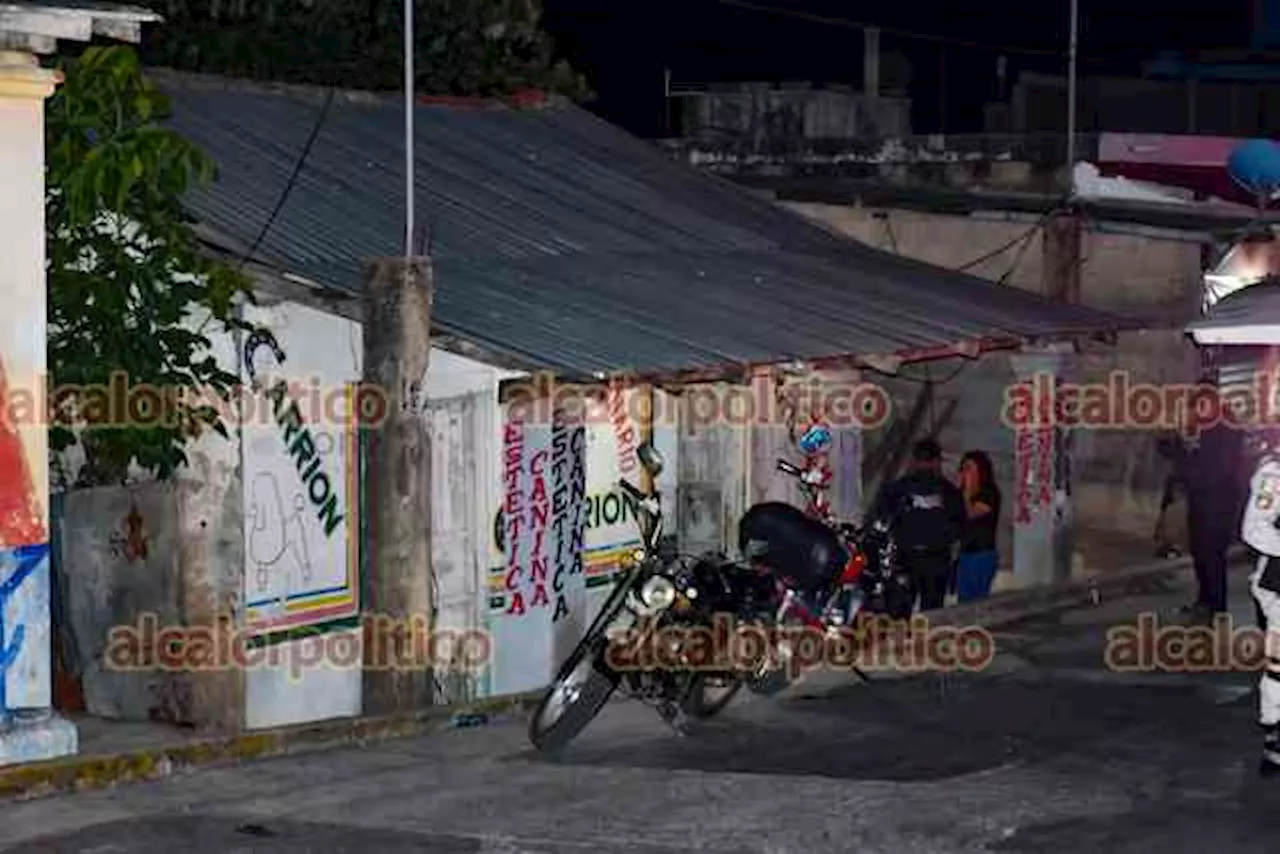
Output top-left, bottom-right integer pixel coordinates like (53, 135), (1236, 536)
(776, 459), (802, 477)
(618, 479), (646, 504)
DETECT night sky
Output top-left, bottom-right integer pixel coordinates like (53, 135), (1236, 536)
(541, 0), (1255, 136)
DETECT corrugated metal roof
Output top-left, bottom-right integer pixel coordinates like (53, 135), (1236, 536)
(1186, 280), (1280, 345)
(150, 70), (1142, 381)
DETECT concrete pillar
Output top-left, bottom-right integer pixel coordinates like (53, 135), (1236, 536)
(361, 257), (434, 716)
(864, 27), (881, 100)
(1043, 211), (1083, 303)
(0, 50), (77, 765)
(1008, 345), (1077, 587)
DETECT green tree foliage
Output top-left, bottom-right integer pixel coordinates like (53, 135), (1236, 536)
(46, 46), (255, 487)
(137, 0), (588, 97)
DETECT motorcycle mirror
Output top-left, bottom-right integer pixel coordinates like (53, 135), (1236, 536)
(637, 442), (664, 478)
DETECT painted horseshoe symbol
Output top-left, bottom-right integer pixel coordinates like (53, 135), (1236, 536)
(244, 329), (286, 390)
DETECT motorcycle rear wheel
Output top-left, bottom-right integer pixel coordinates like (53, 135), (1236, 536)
(744, 602), (814, 696)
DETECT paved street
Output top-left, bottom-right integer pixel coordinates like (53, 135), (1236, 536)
(2, 565), (1278, 853)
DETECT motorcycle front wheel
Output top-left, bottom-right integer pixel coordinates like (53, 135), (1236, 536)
(529, 566), (643, 752)
(527, 635), (619, 753)
(744, 610), (809, 696)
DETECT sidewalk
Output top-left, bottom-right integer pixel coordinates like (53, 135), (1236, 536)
(0, 548), (1233, 803)
(0, 691), (543, 802)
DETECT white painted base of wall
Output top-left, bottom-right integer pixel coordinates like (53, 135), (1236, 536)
(0, 711), (76, 767)
(485, 614), (554, 698)
(244, 630), (362, 730)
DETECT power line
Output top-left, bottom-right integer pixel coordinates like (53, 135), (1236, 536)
(716, 0), (1113, 63)
(237, 87), (337, 271)
(997, 225), (1041, 284)
(955, 210), (1058, 272)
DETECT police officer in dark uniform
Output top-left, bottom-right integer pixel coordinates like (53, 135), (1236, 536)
(1183, 419), (1247, 623)
(869, 439), (966, 613)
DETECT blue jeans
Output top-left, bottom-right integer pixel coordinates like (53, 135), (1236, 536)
(956, 550), (998, 602)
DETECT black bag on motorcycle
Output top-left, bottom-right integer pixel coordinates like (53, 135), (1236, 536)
(737, 501), (848, 597)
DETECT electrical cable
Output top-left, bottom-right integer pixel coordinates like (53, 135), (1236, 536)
(862, 357), (969, 387)
(716, 0), (1116, 63)
(236, 87), (337, 271)
(997, 224), (1040, 284)
(956, 210), (1057, 272)
(908, 360), (968, 386)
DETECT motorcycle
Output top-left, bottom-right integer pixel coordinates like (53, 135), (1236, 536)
(528, 443), (759, 753)
(528, 440), (911, 751)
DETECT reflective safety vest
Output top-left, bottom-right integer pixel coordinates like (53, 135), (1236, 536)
(1243, 455), (1280, 558)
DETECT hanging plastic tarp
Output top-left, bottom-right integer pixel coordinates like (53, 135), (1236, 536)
(1203, 230), (1280, 310)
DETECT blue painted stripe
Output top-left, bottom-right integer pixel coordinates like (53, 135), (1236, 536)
(0, 543), (50, 716)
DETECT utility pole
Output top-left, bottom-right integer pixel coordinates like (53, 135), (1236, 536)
(863, 27), (880, 100)
(361, 257), (434, 715)
(403, 0), (414, 259)
(1066, 0), (1079, 184)
(1043, 213), (1082, 304)
(663, 67), (671, 136)
(1047, 0), (1083, 306)
(361, 0), (432, 715)
(937, 46), (947, 133)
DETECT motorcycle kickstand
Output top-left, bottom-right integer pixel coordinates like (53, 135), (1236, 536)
(658, 677), (699, 737)
(850, 665), (872, 685)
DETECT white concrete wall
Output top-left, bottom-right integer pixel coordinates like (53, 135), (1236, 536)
(56, 294), (537, 726)
(227, 308), (528, 723)
(238, 300), (363, 729)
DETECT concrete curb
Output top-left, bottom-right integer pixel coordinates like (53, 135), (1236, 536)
(927, 546), (1252, 631)
(0, 690), (544, 803)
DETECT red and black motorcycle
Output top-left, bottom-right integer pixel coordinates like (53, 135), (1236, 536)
(528, 437), (909, 752)
(736, 457), (910, 695)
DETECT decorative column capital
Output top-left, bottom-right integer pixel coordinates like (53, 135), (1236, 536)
(0, 51), (60, 101)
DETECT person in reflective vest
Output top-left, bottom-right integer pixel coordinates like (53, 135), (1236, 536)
(1242, 430), (1280, 776)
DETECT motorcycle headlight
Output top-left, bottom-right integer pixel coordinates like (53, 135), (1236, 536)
(639, 575), (677, 611)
